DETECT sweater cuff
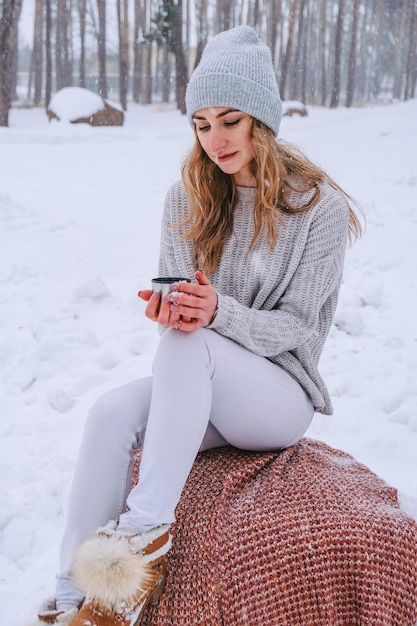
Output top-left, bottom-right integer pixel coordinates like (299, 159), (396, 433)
(207, 293), (234, 332)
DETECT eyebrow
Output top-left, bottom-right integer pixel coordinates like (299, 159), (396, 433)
(192, 108), (240, 121)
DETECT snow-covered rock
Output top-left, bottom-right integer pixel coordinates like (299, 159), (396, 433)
(282, 100), (308, 117)
(47, 87), (124, 126)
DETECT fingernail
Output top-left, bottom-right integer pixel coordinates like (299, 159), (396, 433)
(169, 282), (179, 292)
(151, 291), (160, 300)
(170, 304), (180, 312)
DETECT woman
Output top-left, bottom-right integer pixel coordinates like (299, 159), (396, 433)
(34, 26), (361, 626)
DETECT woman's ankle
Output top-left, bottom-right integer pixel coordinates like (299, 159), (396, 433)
(55, 576), (85, 613)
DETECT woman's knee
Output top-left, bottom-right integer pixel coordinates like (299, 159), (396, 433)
(86, 389), (120, 434)
(156, 327), (218, 361)
(83, 378), (152, 446)
(157, 327), (208, 349)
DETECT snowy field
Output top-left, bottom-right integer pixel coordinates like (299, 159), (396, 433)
(1, 98), (417, 624)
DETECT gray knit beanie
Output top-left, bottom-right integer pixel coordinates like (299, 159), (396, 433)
(186, 26), (282, 136)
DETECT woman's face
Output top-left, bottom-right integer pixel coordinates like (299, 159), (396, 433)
(192, 107), (256, 187)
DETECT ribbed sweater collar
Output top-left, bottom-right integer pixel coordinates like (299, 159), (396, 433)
(236, 186), (257, 203)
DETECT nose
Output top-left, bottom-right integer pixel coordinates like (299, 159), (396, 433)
(208, 127), (227, 154)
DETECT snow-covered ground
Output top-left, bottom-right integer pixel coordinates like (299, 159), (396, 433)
(1, 98), (416, 624)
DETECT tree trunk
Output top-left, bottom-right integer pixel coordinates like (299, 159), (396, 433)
(219, 0), (232, 32)
(307, 0), (320, 104)
(78, 0), (87, 87)
(140, 41), (152, 105)
(252, 0), (260, 30)
(138, 0), (151, 103)
(11, 24), (19, 101)
(97, 0), (107, 97)
(56, 0), (72, 90)
(30, 0), (43, 105)
(300, 0), (310, 104)
(345, 0), (360, 107)
(330, 0), (345, 108)
(371, 0), (384, 100)
(279, 0), (301, 101)
(133, 0), (141, 103)
(161, 44), (171, 102)
(172, 0), (188, 113)
(392, 3), (405, 99)
(0, 0), (23, 126)
(411, 6), (417, 99)
(117, 0), (129, 110)
(290, 0), (306, 101)
(266, 0), (280, 67)
(185, 0), (190, 63)
(194, 0), (208, 70)
(356, 0), (371, 101)
(319, 0), (327, 106)
(405, 0), (417, 99)
(45, 0), (52, 108)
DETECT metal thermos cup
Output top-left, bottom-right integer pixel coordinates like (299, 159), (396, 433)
(151, 277), (191, 298)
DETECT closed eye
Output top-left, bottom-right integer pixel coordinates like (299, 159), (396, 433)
(195, 118), (241, 132)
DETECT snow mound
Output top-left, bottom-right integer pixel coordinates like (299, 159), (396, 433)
(47, 87), (123, 125)
(48, 87), (105, 122)
(283, 100), (308, 117)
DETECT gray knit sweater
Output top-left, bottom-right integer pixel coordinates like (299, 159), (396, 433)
(158, 180), (350, 415)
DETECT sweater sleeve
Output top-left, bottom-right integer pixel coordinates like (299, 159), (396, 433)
(209, 188), (350, 358)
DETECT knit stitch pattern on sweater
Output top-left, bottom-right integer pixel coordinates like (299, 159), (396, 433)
(158, 181), (350, 414)
(134, 439), (417, 625)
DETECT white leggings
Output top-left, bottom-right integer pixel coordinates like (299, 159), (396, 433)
(56, 328), (314, 610)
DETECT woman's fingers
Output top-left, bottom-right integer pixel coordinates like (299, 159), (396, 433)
(158, 296), (176, 327)
(169, 270), (218, 328)
(140, 270), (217, 330)
(167, 295), (214, 328)
(143, 290), (161, 320)
(195, 268), (210, 285)
(139, 288), (182, 328)
(138, 289), (153, 301)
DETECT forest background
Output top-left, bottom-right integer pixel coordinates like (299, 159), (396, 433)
(0, 0), (416, 126)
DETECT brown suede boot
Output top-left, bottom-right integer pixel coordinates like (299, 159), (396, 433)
(66, 523), (171, 626)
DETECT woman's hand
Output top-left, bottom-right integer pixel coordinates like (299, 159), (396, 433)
(138, 269), (218, 331)
(137, 289), (172, 327)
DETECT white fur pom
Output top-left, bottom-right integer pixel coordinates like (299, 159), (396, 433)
(70, 534), (150, 610)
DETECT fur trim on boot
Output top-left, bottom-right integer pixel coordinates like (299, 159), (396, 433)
(70, 524), (171, 612)
(28, 598), (79, 626)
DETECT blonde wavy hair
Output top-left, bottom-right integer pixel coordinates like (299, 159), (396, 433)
(181, 119), (363, 275)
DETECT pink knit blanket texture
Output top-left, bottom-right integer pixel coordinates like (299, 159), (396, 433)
(133, 438), (417, 625)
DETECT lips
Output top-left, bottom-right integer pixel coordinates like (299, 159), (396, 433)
(216, 152), (237, 163)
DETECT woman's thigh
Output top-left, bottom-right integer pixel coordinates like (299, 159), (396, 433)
(86, 330), (313, 453)
(203, 330), (314, 451)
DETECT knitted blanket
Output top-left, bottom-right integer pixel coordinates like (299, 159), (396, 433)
(132, 438), (417, 625)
